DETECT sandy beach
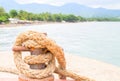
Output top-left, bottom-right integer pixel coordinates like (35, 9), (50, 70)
(0, 51), (120, 81)
(0, 23), (45, 28)
(0, 22), (66, 28)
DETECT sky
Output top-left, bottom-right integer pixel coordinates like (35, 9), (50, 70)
(15, 0), (120, 9)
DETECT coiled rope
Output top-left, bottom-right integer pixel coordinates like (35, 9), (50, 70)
(12, 31), (95, 81)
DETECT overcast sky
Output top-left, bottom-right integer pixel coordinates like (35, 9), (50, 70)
(15, 0), (120, 9)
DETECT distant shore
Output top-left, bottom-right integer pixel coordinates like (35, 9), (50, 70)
(0, 22), (67, 28)
(0, 51), (120, 81)
(0, 23), (47, 28)
(1, 21), (119, 28)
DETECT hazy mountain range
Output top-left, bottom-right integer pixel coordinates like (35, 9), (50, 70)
(0, 0), (120, 17)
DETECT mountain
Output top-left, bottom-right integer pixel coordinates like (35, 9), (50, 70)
(0, 0), (120, 18)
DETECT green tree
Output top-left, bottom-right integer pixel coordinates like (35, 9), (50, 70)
(64, 14), (79, 22)
(9, 9), (18, 18)
(0, 7), (9, 23)
(53, 14), (62, 22)
(26, 13), (34, 20)
(0, 14), (8, 23)
(46, 13), (55, 22)
(37, 14), (44, 21)
(41, 12), (50, 21)
(18, 10), (29, 20)
(78, 16), (86, 21)
(0, 7), (5, 15)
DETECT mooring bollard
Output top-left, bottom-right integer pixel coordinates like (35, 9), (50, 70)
(18, 49), (54, 81)
(13, 31), (95, 81)
(12, 32), (55, 81)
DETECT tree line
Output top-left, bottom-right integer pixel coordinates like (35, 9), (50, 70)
(0, 7), (85, 24)
(0, 6), (120, 24)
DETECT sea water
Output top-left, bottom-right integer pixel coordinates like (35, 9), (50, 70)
(0, 22), (120, 67)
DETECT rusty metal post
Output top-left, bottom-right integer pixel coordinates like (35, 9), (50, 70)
(30, 49), (46, 69)
(19, 48), (54, 81)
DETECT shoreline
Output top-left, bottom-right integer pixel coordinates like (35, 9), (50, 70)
(0, 51), (120, 81)
(0, 23), (48, 28)
(0, 21), (119, 28)
(0, 22), (68, 28)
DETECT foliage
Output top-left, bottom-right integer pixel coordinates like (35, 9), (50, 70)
(63, 14), (79, 22)
(18, 10), (29, 20)
(0, 6), (120, 24)
(9, 9), (18, 18)
(0, 7), (5, 15)
(0, 7), (9, 23)
(86, 17), (120, 21)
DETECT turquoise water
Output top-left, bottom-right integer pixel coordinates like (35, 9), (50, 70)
(0, 22), (120, 67)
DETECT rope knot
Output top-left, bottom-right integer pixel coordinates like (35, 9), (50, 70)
(13, 30), (95, 81)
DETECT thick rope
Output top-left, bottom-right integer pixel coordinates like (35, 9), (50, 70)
(12, 31), (95, 81)
(13, 31), (65, 79)
(24, 53), (53, 65)
(0, 66), (19, 75)
(0, 67), (94, 81)
(13, 50), (55, 79)
(14, 31), (66, 69)
(55, 67), (95, 81)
